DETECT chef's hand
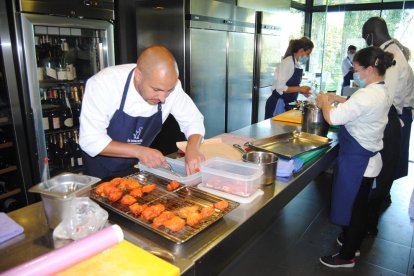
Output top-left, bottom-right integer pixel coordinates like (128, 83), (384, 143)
(299, 86), (312, 97)
(185, 149), (205, 175)
(316, 93), (330, 108)
(136, 147), (166, 168)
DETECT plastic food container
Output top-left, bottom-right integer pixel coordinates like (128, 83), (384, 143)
(200, 157), (263, 197)
(138, 157), (201, 186)
(29, 173), (101, 229)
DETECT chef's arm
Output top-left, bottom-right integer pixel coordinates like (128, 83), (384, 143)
(100, 141), (166, 168)
(316, 94), (333, 125)
(284, 85), (312, 96)
(184, 134), (205, 175)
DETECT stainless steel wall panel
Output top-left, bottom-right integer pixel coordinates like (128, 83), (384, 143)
(189, 28), (227, 138)
(227, 32), (254, 132)
(260, 33), (281, 88)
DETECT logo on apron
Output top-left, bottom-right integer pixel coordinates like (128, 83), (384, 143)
(127, 127), (144, 144)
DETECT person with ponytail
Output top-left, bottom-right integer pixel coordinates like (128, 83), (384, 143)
(316, 46), (395, 268)
(264, 37), (314, 119)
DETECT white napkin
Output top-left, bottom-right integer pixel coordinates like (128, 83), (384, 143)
(0, 212), (24, 243)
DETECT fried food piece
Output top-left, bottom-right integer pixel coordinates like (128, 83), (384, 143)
(117, 180), (128, 191)
(213, 200), (229, 211)
(110, 177), (123, 186)
(142, 183), (157, 193)
(163, 216), (185, 232)
(120, 194), (137, 205)
(129, 203), (147, 216)
(186, 212), (203, 226)
(104, 185), (119, 197)
(152, 211), (176, 228)
(108, 188), (123, 202)
(200, 206), (215, 219)
(125, 178), (141, 190)
(166, 180), (180, 191)
(95, 182), (111, 196)
(129, 187), (143, 198)
(141, 203), (166, 221)
(177, 205), (200, 218)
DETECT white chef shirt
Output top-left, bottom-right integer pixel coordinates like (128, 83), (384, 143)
(329, 83), (390, 177)
(271, 55), (303, 94)
(380, 40), (414, 114)
(79, 64), (205, 157)
(341, 56), (353, 77)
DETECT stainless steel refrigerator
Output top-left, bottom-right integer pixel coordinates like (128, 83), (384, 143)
(254, 11), (283, 121)
(11, 0), (115, 180)
(136, 0), (256, 138)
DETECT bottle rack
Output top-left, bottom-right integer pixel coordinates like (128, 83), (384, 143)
(0, 120), (23, 212)
(39, 81), (84, 177)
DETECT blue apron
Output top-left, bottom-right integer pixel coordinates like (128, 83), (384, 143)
(265, 55), (303, 119)
(83, 69), (163, 179)
(331, 126), (376, 226)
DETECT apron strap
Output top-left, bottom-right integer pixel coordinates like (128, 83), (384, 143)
(119, 68), (135, 111)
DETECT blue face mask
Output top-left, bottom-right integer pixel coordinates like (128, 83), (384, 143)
(353, 72), (366, 87)
(299, 55), (308, 65)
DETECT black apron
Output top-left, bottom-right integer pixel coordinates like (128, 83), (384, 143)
(395, 107), (413, 179)
(83, 69), (163, 179)
(265, 55), (303, 119)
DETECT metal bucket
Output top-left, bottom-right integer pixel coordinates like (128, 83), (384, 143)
(301, 102), (329, 137)
(238, 149), (278, 185)
(29, 173), (100, 229)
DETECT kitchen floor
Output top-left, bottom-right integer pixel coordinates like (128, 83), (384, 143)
(220, 134), (414, 276)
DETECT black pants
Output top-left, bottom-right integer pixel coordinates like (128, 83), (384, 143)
(367, 105), (401, 230)
(340, 177), (375, 259)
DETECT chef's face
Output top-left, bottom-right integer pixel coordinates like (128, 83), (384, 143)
(134, 68), (178, 105)
(353, 62), (373, 82)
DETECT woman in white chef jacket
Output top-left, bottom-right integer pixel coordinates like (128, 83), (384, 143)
(316, 46), (395, 268)
(264, 37), (314, 119)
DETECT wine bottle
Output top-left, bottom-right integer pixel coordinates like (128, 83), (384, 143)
(72, 86), (81, 126)
(42, 108), (50, 131)
(61, 90), (74, 130)
(49, 107), (61, 130)
(73, 129), (83, 167)
(46, 134), (55, 166)
(0, 154), (9, 169)
(67, 131), (76, 169)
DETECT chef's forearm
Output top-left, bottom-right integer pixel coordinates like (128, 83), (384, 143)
(100, 140), (144, 159)
(185, 134), (203, 152)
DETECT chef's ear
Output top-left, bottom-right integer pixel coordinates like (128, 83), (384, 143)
(134, 67), (142, 83)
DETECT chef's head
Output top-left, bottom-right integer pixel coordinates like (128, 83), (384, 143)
(134, 46), (179, 105)
(362, 17), (391, 47)
(283, 36), (314, 64)
(352, 46), (395, 88)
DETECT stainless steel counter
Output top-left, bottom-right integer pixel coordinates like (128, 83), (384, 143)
(0, 120), (338, 275)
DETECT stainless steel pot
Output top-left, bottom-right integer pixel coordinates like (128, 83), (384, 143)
(233, 145), (278, 185)
(301, 102), (329, 137)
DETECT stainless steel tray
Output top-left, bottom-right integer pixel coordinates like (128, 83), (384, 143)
(245, 131), (332, 159)
(90, 172), (239, 244)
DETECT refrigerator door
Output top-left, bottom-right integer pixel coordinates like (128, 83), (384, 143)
(17, 13), (114, 178)
(227, 31), (255, 132)
(189, 28), (227, 138)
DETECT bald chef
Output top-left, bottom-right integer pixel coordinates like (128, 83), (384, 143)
(79, 45), (205, 179)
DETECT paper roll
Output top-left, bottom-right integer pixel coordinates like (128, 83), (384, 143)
(1, 224), (124, 276)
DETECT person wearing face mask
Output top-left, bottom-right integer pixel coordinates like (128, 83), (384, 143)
(362, 17), (414, 235)
(341, 45), (357, 94)
(316, 47), (395, 268)
(79, 45), (205, 179)
(264, 37), (314, 119)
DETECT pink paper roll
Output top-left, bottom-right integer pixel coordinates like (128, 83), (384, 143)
(1, 224), (123, 276)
